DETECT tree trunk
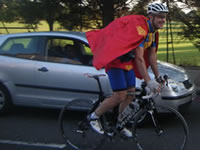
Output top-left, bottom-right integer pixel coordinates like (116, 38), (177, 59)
(101, 0), (114, 27)
(47, 20), (54, 31)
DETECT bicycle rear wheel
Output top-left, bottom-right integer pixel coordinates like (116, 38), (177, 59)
(132, 104), (189, 150)
(58, 99), (106, 150)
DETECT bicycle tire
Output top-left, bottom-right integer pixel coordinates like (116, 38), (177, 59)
(58, 99), (106, 150)
(132, 104), (189, 150)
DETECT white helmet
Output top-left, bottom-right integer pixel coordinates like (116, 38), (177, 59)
(147, 3), (169, 14)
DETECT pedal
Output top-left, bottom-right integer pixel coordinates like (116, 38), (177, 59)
(76, 129), (84, 134)
(105, 127), (116, 137)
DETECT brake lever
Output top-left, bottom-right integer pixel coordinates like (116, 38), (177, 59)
(163, 74), (169, 87)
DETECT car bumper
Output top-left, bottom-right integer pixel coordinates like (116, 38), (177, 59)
(154, 86), (197, 113)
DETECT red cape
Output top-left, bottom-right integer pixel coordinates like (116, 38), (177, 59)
(86, 15), (159, 79)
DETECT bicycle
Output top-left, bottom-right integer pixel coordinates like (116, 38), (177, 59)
(58, 73), (189, 150)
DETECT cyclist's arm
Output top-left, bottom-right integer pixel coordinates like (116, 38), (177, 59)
(135, 46), (151, 83)
(148, 47), (159, 78)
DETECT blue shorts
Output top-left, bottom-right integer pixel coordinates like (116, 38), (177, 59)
(107, 68), (136, 91)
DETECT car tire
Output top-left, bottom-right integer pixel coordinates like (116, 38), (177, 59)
(0, 83), (12, 114)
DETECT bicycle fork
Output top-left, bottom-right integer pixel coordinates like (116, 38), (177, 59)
(148, 110), (163, 135)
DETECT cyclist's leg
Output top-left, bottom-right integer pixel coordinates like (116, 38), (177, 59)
(116, 69), (139, 130)
(89, 68), (131, 136)
(88, 90), (127, 134)
(106, 69), (136, 137)
(133, 104), (189, 150)
(90, 68), (128, 117)
(118, 69), (136, 113)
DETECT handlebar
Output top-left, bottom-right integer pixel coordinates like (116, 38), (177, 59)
(141, 79), (164, 100)
(142, 92), (155, 99)
(140, 74), (169, 100)
(141, 86), (156, 99)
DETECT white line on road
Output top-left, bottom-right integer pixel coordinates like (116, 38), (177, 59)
(0, 139), (66, 149)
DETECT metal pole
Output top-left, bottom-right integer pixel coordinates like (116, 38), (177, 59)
(166, 16), (169, 62)
(169, 17), (176, 64)
(1, 21), (9, 34)
(166, 0), (176, 64)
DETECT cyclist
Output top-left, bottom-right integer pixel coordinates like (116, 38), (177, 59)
(86, 2), (168, 137)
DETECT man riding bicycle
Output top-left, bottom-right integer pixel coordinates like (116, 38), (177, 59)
(86, 2), (169, 138)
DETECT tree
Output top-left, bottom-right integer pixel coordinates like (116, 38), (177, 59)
(57, 0), (130, 30)
(4, 0), (188, 32)
(128, 0), (151, 15)
(80, 0), (156, 29)
(98, 0), (115, 27)
(16, 0), (41, 29)
(169, 0), (200, 50)
(17, 0), (84, 31)
(58, 0), (86, 31)
(38, 0), (66, 31)
(80, 0), (133, 29)
(15, 0), (68, 31)
(0, 0), (19, 22)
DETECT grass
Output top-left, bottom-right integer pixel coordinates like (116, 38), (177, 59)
(158, 25), (200, 66)
(1, 20), (200, 67)
(0, 21), (62, 33)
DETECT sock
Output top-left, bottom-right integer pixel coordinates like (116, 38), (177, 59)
(90, 112), (99, 119)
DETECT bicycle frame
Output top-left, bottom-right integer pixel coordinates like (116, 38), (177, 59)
(84, 74), (107, 114)
(85, 73), (164, 136)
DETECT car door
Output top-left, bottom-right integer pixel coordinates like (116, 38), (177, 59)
(0, 36), (45, 105)
(34, 36), (109, 109)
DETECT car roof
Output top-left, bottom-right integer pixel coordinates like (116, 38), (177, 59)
(0, 31), (88, 44)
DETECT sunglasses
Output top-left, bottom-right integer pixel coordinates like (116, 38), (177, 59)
(155, 14), (167, 19)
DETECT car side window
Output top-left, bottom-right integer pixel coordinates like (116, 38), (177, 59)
(45, 37), (93, 65)
(0, 36), (42, 60)
(80, 42), (93, 66)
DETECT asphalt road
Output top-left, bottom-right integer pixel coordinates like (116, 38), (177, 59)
(0, 95), (200, 150)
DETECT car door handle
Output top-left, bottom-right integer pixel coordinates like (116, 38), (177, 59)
(38, 67), (48, 72)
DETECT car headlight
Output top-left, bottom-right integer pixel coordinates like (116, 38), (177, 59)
(184, 74), (189, 80)
(168, 80), (186, 93)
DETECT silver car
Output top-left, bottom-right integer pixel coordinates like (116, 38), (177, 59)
(0, 32), (197, 113)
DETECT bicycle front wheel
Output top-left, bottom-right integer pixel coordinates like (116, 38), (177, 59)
(58, 99), (106, 150)
(133, 104), (189, 150)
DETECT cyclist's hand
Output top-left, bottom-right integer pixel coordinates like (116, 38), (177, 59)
(147, 80), (161, 93)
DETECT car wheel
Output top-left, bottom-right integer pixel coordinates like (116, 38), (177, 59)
(0, 83), (12, 114)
